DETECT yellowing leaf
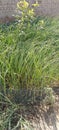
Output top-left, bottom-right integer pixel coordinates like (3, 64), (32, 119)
(41, 20), (44, 24)
(28, 9), (34, 16)
(32, 1), (39, 7)
(17, 0), (29, 10)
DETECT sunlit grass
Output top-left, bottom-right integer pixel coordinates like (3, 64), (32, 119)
(0, 17), (59, 94)
(0, 16), (59, 130)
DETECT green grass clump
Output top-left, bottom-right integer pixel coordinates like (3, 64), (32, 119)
(0, 92), (33, 130)
(0, 17), (59, 93)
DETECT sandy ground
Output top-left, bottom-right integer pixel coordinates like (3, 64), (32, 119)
(30, 87), (59, 130)
(0, 87), (59, 130)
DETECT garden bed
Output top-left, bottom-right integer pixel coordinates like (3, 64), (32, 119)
(0, 17), (59, 130)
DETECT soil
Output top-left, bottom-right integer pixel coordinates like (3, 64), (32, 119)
(19, 87), (59, 130)
(0, 87), (59, 130)
(29, 87), (59, 130)
(11, 86), (59, 130)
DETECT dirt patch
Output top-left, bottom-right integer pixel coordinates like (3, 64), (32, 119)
(0, 87), (59, 130)
(17, 87), (59, 130)
(10, 87), (59, 130)
(29, 87), (59, 130)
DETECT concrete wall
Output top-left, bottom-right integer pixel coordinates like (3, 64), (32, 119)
(0, 0), (19, 18)
(0, 0), (59, 22)
(38, 0), (59, 16)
